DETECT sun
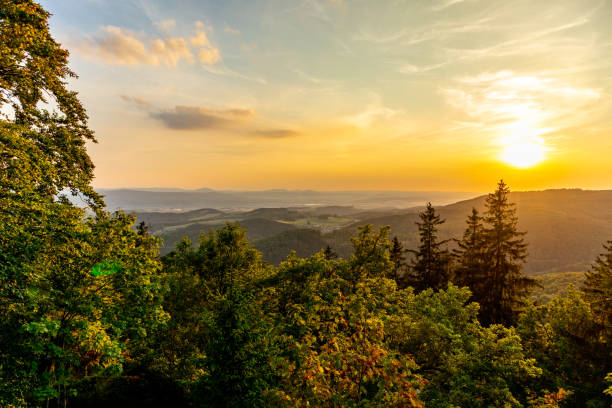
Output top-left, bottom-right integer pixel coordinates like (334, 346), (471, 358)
(500, 139), (547, 168)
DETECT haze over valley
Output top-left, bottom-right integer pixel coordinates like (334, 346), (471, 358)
(127, 188), (612, 288)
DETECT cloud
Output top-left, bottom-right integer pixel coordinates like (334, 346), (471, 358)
(345, 103), (402, 128)
(398, 62), (446, 74)
(155, 19), (175, 34)
(190, 22), (212, 47)
(224, 26), (240, 35)
(147, 105), (297, 140)
(82, 26), (193, 67)
(250, 129), (300, 138)
(87, 26), (150, 65)
(431, 0), (465, 12)
(198, 47), (221, 64)
(202, 64), (267, 84)
(150, 37), (193, 67)
(150, 105), (254, 130)
(120, 94), (150, 106)
(79, 22), (223, 67)
(441, 70), (601, 146)
(190, 21), (222, 64)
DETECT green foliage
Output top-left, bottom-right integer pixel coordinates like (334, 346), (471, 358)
(1, 2), (165, 405)
(389, 236), (406, 284)
(264, 250), (424, 407)
(348, 224), (394, 283)
(453, 207), (486, 290)
(531, 271), (585, 304)
(474, 180), (537, 326)
(0, 201), (167, 406)
(405, 203), (452, 291)
(90, 261), (122, 277)
(583, 241), (612, 337)
(0, 0), (98, 202)
(386, 285), (544, 407)
(157, 224), (280, 407)
(518, 288), (611, 407)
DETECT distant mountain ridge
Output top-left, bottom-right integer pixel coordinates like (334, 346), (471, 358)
(326, 189), (612, 275)
(99, 189), (477, 212)
(132, 189), (612, 278)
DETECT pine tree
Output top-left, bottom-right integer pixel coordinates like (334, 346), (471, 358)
(136, 221), (150, 236)
(389, 236), (406, 285)
(406, 203), (451, 291)
(583, 241), (612, 335)
(323, 245), (338, 260)
(479, 180), (537, 326)
(453, 208), (485, 291)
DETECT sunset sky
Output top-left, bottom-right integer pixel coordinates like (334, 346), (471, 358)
(40, 0), (612, 192)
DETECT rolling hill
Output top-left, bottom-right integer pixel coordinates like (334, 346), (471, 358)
(326, 189), (612, 275)
(133, 189), (612, 280)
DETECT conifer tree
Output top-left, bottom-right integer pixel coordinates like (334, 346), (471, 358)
(390, 236), (406, 285)
(406, 203), (451, 291)
(453, 208), (485, 291)
(137, 220), (150, 236)
(479, 180), (536, 326)
(323, 245), (338, 260)
(583, 241), (612, 336)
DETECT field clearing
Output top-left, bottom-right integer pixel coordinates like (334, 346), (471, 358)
(278, 216), (355, 231)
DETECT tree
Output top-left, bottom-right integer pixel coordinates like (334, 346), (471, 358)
(518, 289), (610, 407)
(0, 0), (99, 203)
(583, 240), (612, 336)
(348, 225), (393, 285)
(266, 237), (424, 407)
(160, 224), (281, 407)
(387, 285), (547, 407)
(453, 208), (486, 293)
(1, 2), (166, 406)
(406, 203), (451, 291)
(479, 180), (537, 326)
(323, 245), (338, 260)
(389, 236), (406, 285)
(136, 220), (150, 236)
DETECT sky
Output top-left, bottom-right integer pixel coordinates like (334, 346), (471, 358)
(40, 0), (612, 192)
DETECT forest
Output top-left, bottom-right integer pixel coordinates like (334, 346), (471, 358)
(1, 1), (611, 407)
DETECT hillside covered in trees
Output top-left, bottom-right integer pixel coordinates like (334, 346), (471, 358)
(1, 2), (611, 407)
(135, 188), (612, 277)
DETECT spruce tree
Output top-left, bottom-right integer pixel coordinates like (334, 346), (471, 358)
(583, 241), (612, 336)
(136, 220), (150, 236)
(479, 180), (536, 326)
(406, 203), (451, 291)
(323, 245), (338, 260)
(453, 208), (485, 291)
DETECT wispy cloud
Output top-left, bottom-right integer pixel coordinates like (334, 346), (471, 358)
(120, 94), (150, 106)
(154, 19), (175, 35)
(141, 102), (300, 141)
(224, 26), (240, 35)
(441, 71), (602, 147)
(202, 64), (267, 84)
(250, 129), (300, 138)
(431, 0), (466, 12)
(344, 99), (404, 128)
(150, 106), (254, 130)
